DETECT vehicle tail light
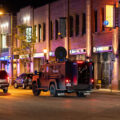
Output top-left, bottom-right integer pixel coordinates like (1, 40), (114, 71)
(90, 79), (94, 84)
(7, 77), (9, 83)
(65, 79), (71, 87)
(77, 61), (84, 64)
(65, 79), (71, 84)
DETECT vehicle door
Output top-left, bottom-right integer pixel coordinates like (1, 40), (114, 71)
(40, 66), (49, 88)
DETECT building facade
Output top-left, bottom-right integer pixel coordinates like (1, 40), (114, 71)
(0, 0), (120, 89)
(0, 13), (17, 83)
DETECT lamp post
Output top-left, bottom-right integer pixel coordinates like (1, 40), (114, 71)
(0, 11), (13, 85)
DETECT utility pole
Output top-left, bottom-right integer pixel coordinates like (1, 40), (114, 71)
(10, 13), (13, 85)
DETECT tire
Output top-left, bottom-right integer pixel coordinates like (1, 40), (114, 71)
(76, 92), (85, 97)
(32, 83), (41, 96)
(49, 84), (58, 97)
(22, 83), (26, 89)
(14, 83), (18, 89)
(3, 88), (8, 93)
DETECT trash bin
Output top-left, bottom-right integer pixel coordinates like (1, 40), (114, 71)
(96, 80), (101, 89)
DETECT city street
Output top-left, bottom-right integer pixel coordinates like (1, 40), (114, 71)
(0, 88), (120, 120)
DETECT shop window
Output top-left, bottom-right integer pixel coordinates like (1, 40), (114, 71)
(55, 20), (58, 40)
(69, 16), (73, 37)
(76, 15), (79, 36)
(82, 13), (86, 35)
(43, 23), (46, 41)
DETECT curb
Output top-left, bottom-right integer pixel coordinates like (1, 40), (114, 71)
(92, 90), (120, 96)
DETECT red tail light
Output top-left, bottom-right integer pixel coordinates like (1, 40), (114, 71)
(65, 79), (71, 84)
(6, 77), (9, 82)
(65, 79), (71, 86)
(91, 79), (94, 83)
(77, 61), (84, 64)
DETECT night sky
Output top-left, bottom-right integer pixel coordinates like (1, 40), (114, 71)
(0, 0), (57, 13)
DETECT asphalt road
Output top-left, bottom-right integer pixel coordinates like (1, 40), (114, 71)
(0, 87), (120, 120)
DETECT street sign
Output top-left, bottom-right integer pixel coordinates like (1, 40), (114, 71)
(103, 20), (109, 26)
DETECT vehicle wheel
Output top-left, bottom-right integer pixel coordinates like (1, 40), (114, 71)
(32, 83), (41, 96)
(76, 92), (85, 97)
(22, 83), (26, 89)
(50, 84), (58, 97)
(14, 83), (18, 89)
(3, 88), (8, 93)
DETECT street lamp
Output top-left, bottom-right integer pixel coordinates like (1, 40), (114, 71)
(0, 11), (13, 85)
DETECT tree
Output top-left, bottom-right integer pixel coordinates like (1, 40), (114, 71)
(14, 24), (37, 73)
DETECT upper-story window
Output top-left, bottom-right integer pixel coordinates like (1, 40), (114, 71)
(94, 10), (98, 32)
(38, 24), (42, 42)
(2, 34), (7, 48)
(50, 21), (53, 40)
(26, 27), (32, 42)
(55, 20), (58, 40)
(76, 15), (79, 36)
(70, 16), (73, 37)
(59, 17), (66, 38)
(82, 13), (86, 35)
(101, 8), (105, 31)
(43, 23), (46, 41)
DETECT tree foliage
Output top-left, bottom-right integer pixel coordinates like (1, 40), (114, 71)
(14, 24), (37, 72)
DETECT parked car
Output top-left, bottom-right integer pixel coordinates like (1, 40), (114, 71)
(14, 73), (33, 89)
(0, 70), (9, 93)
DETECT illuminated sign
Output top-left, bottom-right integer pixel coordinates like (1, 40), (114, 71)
(49, 52), (55, 57)
(93, 46), (112, 53)
(20, 54), (29, 59)
(103, 20), (109, 26)
(105, 5), (114, 27)
(0, 56), (11, 61)
(70, 49), (86, 55)
(34, 53), (44, 58)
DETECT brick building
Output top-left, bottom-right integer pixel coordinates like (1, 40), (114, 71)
(0, 0), (120, 89)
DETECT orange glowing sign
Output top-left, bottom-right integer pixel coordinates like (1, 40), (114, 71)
(105, 5), (114, 27)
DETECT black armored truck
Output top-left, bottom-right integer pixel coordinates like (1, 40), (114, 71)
(32, 47), (94, 97)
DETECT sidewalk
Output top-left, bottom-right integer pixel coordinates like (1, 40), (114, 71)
(92, 88), (120, 95)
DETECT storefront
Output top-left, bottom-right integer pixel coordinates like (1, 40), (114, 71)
(0, 56), (11, 75)
(33, 53), (44, 72)
(93, 46), (113, 89)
